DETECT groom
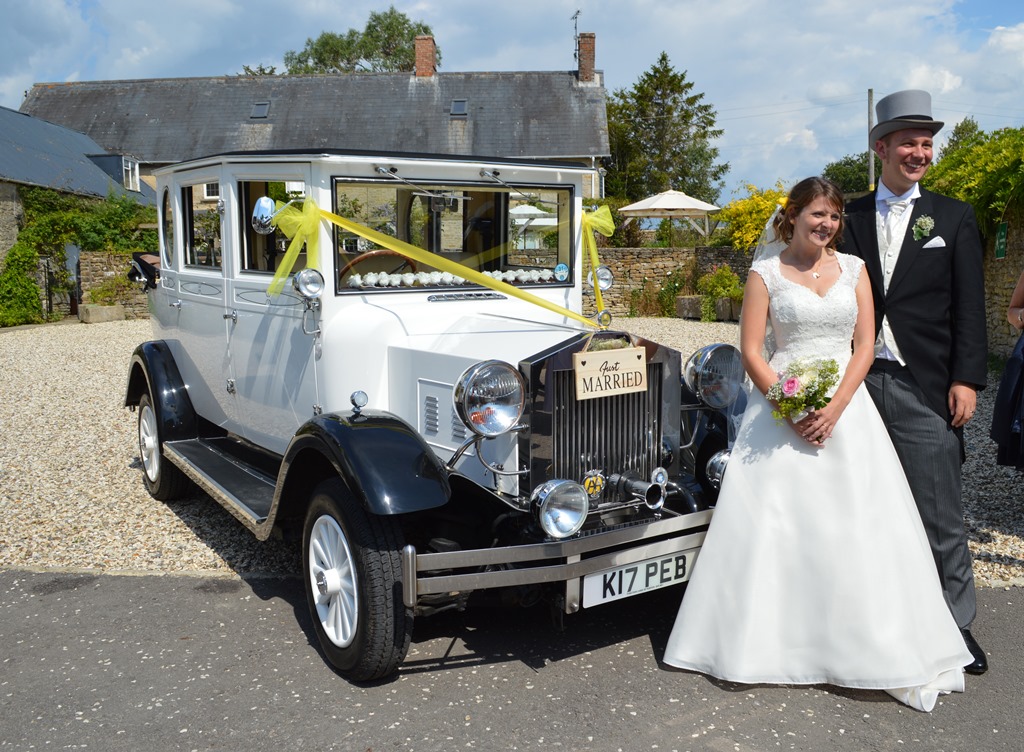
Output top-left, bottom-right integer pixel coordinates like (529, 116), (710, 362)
(843, 89), (989, 674)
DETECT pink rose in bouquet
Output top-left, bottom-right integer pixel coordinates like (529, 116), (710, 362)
(782, 377), (801, 397)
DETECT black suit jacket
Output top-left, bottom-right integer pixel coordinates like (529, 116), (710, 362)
(843, 188), (987, 420)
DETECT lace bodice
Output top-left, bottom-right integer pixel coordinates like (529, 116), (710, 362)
(750, 252), (863, 371)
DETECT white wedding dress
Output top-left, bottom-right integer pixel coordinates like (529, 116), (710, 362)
(663, 252), (972, 712)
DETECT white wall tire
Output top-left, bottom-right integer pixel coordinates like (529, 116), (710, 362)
(137, 392), (189, 501)
(302, 479), (412, 681)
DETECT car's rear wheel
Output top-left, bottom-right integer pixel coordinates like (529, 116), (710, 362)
(137, 392), (190, 501)
(302, 478), (412, 681)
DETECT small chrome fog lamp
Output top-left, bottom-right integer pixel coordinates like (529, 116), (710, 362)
(454, 360), (526, 437)
(350, 390), (368, 415)
(683, 344), (744, 410)
(532, 480), (589, 538)
(706, 449), (730, 491)
(587, 264), (614, 291)
(292, 268), (326, 300)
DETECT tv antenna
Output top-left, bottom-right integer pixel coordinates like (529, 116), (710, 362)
(572, 10), (581, 60)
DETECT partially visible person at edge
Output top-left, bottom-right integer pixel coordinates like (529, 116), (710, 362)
(842, 89), (989, 675)
(990, 267), (1024, 469)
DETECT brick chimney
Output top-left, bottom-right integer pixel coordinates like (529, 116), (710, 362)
(415, 35), (436, 77)
(577, 33), (595, 83)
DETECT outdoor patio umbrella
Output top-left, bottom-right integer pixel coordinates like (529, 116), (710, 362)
(618, 189), (720, 238)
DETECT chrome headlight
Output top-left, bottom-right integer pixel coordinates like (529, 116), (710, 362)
(292, 268), (325, 300)
(454, 360), (526, 437)
(683, 344), (744, 409)
(532, 480), (589, 538)
(706, 449), (730, 491)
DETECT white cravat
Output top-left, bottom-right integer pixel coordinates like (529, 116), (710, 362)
(885, 197), (910, 244)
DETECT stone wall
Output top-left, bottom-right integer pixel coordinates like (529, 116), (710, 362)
(79, 252), (150, 319)
(0, 181), (22, 267)
(68, 234), (1023, 357)
(984, 208), (1024, 358)
(581, 245), (754, 318)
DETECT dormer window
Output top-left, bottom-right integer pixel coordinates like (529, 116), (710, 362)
(122, 157), (140, 192)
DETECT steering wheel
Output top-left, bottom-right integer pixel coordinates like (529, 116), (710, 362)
(339, 249), (417, 278)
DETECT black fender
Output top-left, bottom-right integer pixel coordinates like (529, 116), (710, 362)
(283, 410), (451, 516)
(124, 341), (198, 442)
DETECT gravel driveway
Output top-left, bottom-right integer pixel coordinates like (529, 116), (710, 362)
(1, 318), (1021, 586)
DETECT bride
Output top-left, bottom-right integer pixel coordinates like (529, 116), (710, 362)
(662, 177), (972, 712)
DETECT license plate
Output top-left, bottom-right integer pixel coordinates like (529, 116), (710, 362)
(581, 548), (699, 607)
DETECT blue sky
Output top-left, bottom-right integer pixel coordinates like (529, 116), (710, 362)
(4, 0), (1023, 201)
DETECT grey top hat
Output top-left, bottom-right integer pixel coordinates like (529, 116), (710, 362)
(870, 89), (944, 143)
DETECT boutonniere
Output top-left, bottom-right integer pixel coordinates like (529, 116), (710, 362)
(913, 215), (935, 241)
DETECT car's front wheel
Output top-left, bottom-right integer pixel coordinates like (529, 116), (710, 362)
(302, 478), (412, 681)
(137, 392), (190, 500)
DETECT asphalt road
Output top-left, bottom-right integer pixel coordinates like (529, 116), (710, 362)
(0, 569), (1020, 752)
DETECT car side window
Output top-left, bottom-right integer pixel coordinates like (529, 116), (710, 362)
(237, 180), (306, 274)
(160, 188), (175, 267)
(182, 185), (222, 269)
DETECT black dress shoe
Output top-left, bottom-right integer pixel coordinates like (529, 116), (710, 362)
(961, 628), (988, 675)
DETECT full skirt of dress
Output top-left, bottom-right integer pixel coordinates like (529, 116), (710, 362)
(663, 384), (973, 712)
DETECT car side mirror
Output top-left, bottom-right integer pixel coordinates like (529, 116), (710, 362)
(251, 196), (277, 235)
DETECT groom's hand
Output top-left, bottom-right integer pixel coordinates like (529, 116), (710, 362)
(948, 381), (977, 428)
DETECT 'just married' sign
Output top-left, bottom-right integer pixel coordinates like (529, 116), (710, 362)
(573, 347), (648, 401)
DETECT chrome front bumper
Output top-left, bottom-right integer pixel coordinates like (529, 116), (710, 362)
(402, 508), (713, 613)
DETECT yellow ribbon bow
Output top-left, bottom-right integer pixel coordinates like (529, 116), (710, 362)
(267, 198), (322, 296)
(580, 204), (615, 315)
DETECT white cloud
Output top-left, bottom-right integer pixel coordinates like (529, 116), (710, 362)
(4, 0), (1024, 197)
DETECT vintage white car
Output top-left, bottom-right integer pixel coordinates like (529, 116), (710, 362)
(125, 150), (742, 681)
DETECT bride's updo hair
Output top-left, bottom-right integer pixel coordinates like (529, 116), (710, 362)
(772, 176), (845, 248)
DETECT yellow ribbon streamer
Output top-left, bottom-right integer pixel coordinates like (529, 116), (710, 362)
(268, 197), (605, 330)
(267, 198), (322, 296)
(580, 205), (615, 315)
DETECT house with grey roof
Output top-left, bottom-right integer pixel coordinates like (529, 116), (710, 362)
(19, 35), (609, 197)
(0, 105), (155, 267)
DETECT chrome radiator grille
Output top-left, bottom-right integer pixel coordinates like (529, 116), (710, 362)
(550, 363), (663, 484)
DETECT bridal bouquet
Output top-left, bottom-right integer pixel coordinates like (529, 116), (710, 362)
(766, 357), (840, 423)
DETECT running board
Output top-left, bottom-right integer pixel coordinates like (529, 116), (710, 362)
(163, 439), (276, 534)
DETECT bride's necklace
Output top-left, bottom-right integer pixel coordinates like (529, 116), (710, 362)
(786, 250), (825, 278)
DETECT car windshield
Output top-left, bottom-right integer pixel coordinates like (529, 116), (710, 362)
(332, 180), (574, 293)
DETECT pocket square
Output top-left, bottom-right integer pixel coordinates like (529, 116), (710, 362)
(922, 236), (946, 248)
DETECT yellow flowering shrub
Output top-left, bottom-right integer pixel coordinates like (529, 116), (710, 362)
(713, 182), (788, 250)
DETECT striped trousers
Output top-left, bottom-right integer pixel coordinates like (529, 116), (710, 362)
(865, 363), (976, 629)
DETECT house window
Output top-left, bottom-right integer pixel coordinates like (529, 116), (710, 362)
(122, 158), (140, 192)
(204, 182), (220, 201)
(450, 99), (468, 118)
(250, 101), (270, 119)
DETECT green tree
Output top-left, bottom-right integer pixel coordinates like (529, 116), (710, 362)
(924, 125), (1024, 233)
(822, 151), (880, 193)
(283, 7), (441, 74)
(712, 182), (787, 249)
(605, 53), (727, 203)
(938, 116), (984, 161)
(239, 63), (278, 76)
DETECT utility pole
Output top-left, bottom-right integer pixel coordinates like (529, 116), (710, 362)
(867, 88), (875, 191)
